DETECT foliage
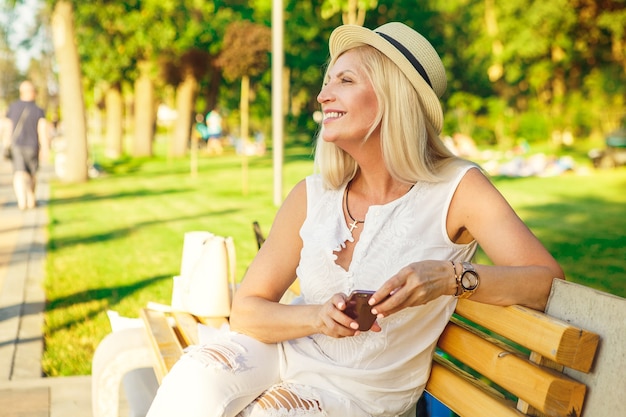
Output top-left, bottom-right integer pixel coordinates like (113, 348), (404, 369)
(217, 20), (271, 82)
(5, 0), (626, 158)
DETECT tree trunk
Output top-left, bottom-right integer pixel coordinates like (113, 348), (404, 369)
(170, 73), (198, 157)
(133, 61), (155, 157)
(104, 84), (123, 159)
(342, 0), (366, 25)
(51, 0), (88, 183)
(240, 75), (250, 142)
(240, 75), (250, 195)
(485, 0), (503, 83)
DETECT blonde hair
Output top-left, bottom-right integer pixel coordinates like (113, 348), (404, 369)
(314, 46), (457, 189)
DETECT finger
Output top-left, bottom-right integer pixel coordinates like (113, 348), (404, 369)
(369, 322), (382, 332)
(335, 293), (349, 311)
(324, 315), (360, 337)
(371, 286), (409, 316)
(326, 301), (360, 334)
(370, 270), (410, 305)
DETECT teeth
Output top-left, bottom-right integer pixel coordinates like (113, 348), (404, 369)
(324, 111), (344, 120)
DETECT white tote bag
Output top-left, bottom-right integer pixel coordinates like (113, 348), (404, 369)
(171, 231), (236, 317)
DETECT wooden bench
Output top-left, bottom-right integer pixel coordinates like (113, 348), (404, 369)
(139, 276), (626, 417)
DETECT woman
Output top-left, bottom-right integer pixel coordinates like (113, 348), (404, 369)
(146, 22), (563, 417)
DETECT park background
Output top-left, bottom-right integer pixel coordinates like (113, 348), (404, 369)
(1, 0), (625, 376)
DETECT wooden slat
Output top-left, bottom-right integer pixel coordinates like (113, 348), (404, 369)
(172, 311), (201, 347)
(437, 322), (587, 417)
(516, 352), (565, 417)
(171, 312), (229, 347)
(455, 299), (599, 372)
(140, 308), (184, 383)
(288, 280), (301, 296)
(426, 361), (526, 417)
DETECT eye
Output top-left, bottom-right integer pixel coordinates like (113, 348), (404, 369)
(341, 77), (353, 83)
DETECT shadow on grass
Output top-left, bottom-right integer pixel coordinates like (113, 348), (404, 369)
(44, 274), (172, 333)
(520, 196), (625, 296)
(47, 208), (239, 251)
(95, 155), (147, 175)
(48, 187), (195, 206)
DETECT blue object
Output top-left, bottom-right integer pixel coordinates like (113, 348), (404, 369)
(425, 392), (454, 417)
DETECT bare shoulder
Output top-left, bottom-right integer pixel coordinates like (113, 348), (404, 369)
(447, 165), (514, 243)
(455, 165), (506, 204)
(278, 179), (308, 219)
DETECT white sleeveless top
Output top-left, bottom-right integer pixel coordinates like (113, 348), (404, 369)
(278, 162), (478, 416)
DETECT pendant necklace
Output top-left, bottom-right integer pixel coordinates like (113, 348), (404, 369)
(344, 182), (415, 235)
(345, 182), (364, 234)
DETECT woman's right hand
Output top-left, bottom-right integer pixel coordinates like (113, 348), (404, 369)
(315, 293), (382, 338)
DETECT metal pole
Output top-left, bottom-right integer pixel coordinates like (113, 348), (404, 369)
(272, 0), (284, 206)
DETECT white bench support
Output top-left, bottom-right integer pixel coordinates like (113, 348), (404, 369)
(545, 279), (626, 417)
(92, 327), (158, 417)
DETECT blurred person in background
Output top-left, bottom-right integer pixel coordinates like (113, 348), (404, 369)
(2, 80), (50, 210)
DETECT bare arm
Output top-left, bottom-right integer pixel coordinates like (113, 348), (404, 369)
(37, 118), (50, 162)
(370, 168), (563, 316)
(451, 168), (563, 309)
(229, 180), (363, 343)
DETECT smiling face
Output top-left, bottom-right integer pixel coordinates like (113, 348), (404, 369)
(317, 49), (380, 150)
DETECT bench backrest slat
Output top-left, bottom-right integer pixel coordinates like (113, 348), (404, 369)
(437, 321), (587, 416)
(428, 360), (526, 417)
(455, 299), (599, 373)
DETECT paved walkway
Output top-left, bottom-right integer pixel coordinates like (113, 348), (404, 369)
(0, 160), (94, 416)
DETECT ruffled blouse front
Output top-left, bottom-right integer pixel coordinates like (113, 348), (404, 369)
(279, 163), (478, 416)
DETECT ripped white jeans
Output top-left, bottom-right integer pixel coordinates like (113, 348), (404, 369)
(145, 332), (364, 417)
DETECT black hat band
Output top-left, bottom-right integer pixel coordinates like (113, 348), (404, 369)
(376, 31), (433, 89)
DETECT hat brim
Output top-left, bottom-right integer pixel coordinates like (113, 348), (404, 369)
(329, 25), (444, 134)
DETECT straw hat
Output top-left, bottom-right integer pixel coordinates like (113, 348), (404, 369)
(329, 22), (446, 134)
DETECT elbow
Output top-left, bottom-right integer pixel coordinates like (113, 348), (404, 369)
(229, 304), (272, 344)
(228, 304), (247, 334)
(229, 319), (274, 344)
(534, 270), (565, 312)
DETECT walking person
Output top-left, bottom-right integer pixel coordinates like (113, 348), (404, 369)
(205, 108), (224, 155)
(2, 81), (49, 210)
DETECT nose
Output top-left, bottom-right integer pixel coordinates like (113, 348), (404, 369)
(317, 84), (334, 104)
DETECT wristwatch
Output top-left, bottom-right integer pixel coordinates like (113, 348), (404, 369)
(457, 262), (480, 299)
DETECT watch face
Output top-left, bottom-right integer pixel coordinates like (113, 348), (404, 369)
(461, 271), (479, 290)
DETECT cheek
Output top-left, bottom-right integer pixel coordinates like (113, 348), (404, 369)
(362, 94), (379, 127)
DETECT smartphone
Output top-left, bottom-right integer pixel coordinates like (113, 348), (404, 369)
(344, 290), (377, 331)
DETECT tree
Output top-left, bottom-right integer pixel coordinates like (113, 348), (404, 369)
(77, 0), (170, 159)
(51, 0), (88, 182)
(218, 20), (271, 193)
(0, 15), (21, 110)
(321, 0), (378, 25)
(218, 20), (271, 144)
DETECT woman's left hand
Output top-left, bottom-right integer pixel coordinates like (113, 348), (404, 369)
(369, 260), (454, 317)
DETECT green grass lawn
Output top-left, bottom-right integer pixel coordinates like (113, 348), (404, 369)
(43, 143), (626, 376)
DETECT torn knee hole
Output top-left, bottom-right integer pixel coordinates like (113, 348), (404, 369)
(184, 342), (245, 371)
(256, 386), (322, 413)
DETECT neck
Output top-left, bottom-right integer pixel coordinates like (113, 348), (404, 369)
(349, 173), (413, 205)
